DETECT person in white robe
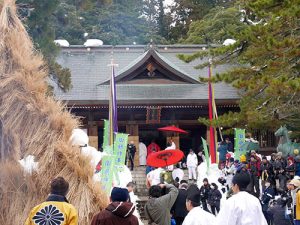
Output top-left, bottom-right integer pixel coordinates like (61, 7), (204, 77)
(182, 186), (216, 225)
(216, 171), (268, 225)
(139, 141), (147, 166)
(186, 149), (198, 181)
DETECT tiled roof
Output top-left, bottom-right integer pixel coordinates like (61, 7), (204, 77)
(53, 45), (239, 104)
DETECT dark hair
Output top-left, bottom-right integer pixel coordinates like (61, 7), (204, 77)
(149, 185), (162, 198)
(186, 195), (200, 207)
(211, 183), (218, 189)
(232, 172), (251, 191)
(126, 182), (135, 188)
(50, 177), (69, 196)
(180, 180), (188, 184)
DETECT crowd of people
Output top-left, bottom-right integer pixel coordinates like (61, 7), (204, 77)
(25, 137), (300, 225)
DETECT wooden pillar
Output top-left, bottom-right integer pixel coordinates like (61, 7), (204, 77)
(88, 121), (98, 150)
(126, 124), (140, 166)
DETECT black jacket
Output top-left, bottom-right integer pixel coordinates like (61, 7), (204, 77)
(261, 186), (275, 211)
(172, 189), (188, 218)
(200, 184), (211, 201)
(208, 189), (222, 207)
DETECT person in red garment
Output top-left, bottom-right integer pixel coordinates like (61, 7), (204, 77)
(147, 140), (161, 157)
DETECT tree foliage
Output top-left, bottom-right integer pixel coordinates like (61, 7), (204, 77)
(181, 0), (300, 134)
(184, 6), (246, 44)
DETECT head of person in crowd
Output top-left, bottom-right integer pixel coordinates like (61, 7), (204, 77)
(180, 180), (188, 185)
(149, 185), (162, 198)
(175, 163), (181, 169)
(229, 157), (235, 164)
(271, 153), (276, 161)
(231, 172), (251, 194)
(186, 185), (200, 211)
(265, 179), (271, 188)
(203, 178), (209, 186)
(225, 137), (231, 144)
(220, 140), (226, 146)
(250, 150), (256, 156)
(110, 187), (130, 202)
(262, 156), (268, 164)
(189, 149), (194, 154)
(179, 182), (188, 190)
(240, 154), (247, 163)
(126, 182), (135, 193)
(287, 179), (300, 190)
(50, 177), (69, 197)
(211, 183), (218, 190)
(226, 153), (231, 160)
(220, 163), (225, 170)
(250, 155), (256, 162)
(288, 156), (294, 165)
(276, 152), (283, 160)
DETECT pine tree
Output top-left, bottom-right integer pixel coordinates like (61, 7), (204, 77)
(17, 0), (72, 92)
(180, 0), (300, 134)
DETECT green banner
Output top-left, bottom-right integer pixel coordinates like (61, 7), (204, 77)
(234, 128), (246, 160)
(113, 133), (129, 168)
(103, 145), (113, 155)
(102, 119), (110, 150)
(201, 137), (210, 173)
(100, 155), (116, 194)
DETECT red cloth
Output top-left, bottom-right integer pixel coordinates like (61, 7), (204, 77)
(147, 143), (161, 157)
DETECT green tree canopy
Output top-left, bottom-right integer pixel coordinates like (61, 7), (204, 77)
(180, 0), (300, 134)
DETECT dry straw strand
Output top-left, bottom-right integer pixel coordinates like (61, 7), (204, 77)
(0, 1), (108, 224)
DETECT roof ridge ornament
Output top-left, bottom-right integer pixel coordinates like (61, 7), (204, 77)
(145, 39), (157, 52)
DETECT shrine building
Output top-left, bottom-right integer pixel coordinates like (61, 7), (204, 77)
(52, 45), (276, 158)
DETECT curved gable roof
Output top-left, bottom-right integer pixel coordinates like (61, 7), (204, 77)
(100, 49), (200, 84)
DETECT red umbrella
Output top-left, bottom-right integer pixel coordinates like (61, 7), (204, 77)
(147, 149), (184, 167)
(158, 126), (188, 134)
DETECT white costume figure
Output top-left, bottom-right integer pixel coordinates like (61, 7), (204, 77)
(172, 166), (184, 182)
(165, 140), (176, 170)
(147, 168), (164, 186)
(216, 172), (267, 225)
(187, 150), (198, 180)
(139, 141), (147, 166)
(183, 207), (216, 225)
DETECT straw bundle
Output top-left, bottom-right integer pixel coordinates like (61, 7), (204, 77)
(0, 1), (108, 224)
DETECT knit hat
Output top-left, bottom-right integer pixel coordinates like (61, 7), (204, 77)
(111, 187), (129, 202)
(50, 177), (69, 196)
(232, 172), (251, 190)
(288, 156), (294, 162)
(262, 156), (267, 160)
(240, 154), (247, 163)
(229, 158), (235, 163)
(288, 179), (300, 187)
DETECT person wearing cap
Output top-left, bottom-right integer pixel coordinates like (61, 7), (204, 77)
(286, 179), (300, 224)
(216, 172), (267, 225)
(91, 187), (138, 225)
(261, 179), (275, 223)
(172, 181), (189, 225)
(182, 185), (216, 225)
(199, 178), (211, 212)
(25, 177), (78, 225)
(145, 183), (178, 225)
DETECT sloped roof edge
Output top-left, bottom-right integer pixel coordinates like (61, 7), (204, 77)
(99, 49), (200, 85)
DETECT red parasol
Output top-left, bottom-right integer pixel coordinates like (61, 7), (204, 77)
(158, 126), (188, 134)
(147, 149), (184, 167)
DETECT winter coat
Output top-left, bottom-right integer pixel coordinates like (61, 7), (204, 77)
(249, 160), (261, 177)
(268, 199), (291, 225)
(200, 184), (211, 201)
(145, 184), (179, 225)
(187, 153), (198, 168)
(261, 186), (275, 211)
(260, 162), (273, 181)
(296, 189), (300, 220)
(172, 188), (188, 218)
(91, 201), (138, 225)
(296, 162), (300, 177)
(25, 194), (78, 225)
(127, 144), (136, 156)
(216, 191), (267, 225)
(218, 144), (227, 162)
(208, 189), (222, 207)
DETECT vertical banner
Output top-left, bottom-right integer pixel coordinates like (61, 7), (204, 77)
(201, 137), (210, 173)
(234, 128), (246, 160)
(113, 133), (129, 167)
(100, 155), (116, 194)
(208, 62), (217, 163)
(109, 63), (118, 145)
(102, 119), (110, 150)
